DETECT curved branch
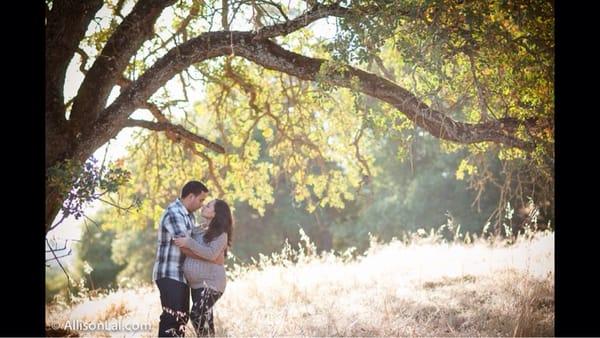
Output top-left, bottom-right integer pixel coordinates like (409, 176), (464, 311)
(352, 116), (372, 178)
(124, 119), (225, 154)
(75, 11), (546, 163)
(71, 31), (238, 160)
(234, 39), (542, 150)
(75, 47), (90, 75)
(253, 3), (348, 40)
(142, 101), (174, 124)
(70, 0), (177, 131)
(223, 59), (260, 114)
(72, 0), (352, 157)
(117, 76), (225, 157)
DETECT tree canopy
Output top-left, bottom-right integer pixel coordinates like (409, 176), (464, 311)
(45, 0), (554, 234)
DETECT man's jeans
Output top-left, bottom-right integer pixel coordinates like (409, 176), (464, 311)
(156, 278), (190, 337)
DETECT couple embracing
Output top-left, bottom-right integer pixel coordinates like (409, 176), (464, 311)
(152, 181), (233, 337)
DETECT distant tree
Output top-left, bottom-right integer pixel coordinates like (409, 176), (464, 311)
(73, 218), (125, 290)
(111, 224), (157, 284)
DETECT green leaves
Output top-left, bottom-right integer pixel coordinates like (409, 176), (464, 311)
(455, 158), (477, 180)
(47, 157), (133, 221)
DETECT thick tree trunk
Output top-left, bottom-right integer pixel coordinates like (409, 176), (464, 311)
(45, 122), (71, 233)
(45, 188), (63, 234)
(45, 0), (177, 234)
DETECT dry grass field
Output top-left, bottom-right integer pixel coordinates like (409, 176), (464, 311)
(46, 229), (554, 337)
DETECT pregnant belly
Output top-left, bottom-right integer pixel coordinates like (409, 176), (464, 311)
(183, 258), (225, 281)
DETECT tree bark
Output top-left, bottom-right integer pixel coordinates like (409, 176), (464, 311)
(69, 0), (177, 134)
(45, 0), (103, 170)
(45, 0), (103, 134)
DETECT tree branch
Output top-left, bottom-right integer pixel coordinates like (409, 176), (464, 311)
(46, 238), (72, 289)
(46, 0), (103, 126)
(117, 75), (225, 156)
(113, 0), (126, 19)
(75, 47), (90, 75)
(75, 6), (545, 163)
(151, 0), (201, 53)
(222, 0), (230, 30)
(468, 53), (494, 121)
(123, 119), (225, 154)
(185, 142), (226, 197)
(70, 0), (177, 132)
(372, 54), (396, 82)
(45, 249), (73, 262)
(97, 197), (139, 212)
(234, 39), (542, 150)
(73, 1), (352, 157)
(253, 3), (348, 40)
(260, 0), (289, 21)
(71, 31), (238, 160)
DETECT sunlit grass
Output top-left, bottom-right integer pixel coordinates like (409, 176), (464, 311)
(46, 229), (554, 337)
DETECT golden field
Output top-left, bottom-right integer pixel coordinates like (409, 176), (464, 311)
(46, 230), (554, 337)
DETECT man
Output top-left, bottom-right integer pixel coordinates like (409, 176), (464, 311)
(152, 181), (209, 337)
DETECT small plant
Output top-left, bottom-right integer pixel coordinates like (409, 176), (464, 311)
(82, 261), (95, 294)
(298, 227), (318, 261)
(482, 221), (491, 237)
(98, 300), (130, 321)
(502, 202), (515, 244)
(47, 156), (139, 230)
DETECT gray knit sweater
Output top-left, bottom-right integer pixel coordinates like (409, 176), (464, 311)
(182, 227), (228, 292)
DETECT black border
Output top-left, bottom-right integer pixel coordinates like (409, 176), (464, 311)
(555, 1), (599, 336)
(0, 1), (46, 337)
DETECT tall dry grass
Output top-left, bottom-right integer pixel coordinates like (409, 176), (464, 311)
(46, 229), (554, 337)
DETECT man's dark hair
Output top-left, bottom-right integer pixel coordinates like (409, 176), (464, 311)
(181, 181), (209, 198)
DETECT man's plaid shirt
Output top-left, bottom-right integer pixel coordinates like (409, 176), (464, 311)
(152, 199), (196, 283)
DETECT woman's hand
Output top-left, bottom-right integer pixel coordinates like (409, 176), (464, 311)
(173, 235), (193, 248)
(212, 252), (225, 265)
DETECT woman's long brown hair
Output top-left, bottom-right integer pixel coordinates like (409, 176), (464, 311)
(203, 199), (233, 256)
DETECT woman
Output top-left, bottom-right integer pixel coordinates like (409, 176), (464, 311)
(173, 199), (233, 336)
